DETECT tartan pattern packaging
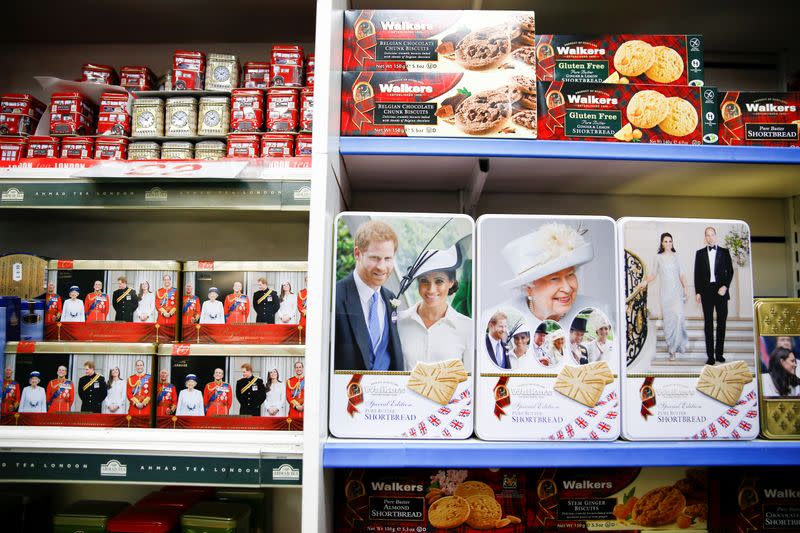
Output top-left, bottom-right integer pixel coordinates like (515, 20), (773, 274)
(719, 91), (799, 146)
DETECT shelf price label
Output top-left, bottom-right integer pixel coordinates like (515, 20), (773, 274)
(74, 160), (249, 180)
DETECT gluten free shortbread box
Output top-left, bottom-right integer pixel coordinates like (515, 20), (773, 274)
(537, 82), (718, 144)
(343, 10), (535, 74)
(342, 71), (537, 138)
(534, 35), (704, 86)
(719, 91), (800, 146)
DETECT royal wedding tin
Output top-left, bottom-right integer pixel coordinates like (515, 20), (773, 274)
(618, 217), (758, 440)
(476, 215), (620, 441)
(330, 212), (474, 439)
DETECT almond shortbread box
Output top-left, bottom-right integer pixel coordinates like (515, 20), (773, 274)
(343, 10), (535, 74)
(537, 81), (718, 144)
(342, 71), (537, 138)
(528, 467), (711, 532)
(330, 213), (474, 439)
(475, 216), (620, 441)
(618, 218), (758, 440)
(535, 35), (704, 86)
(335, 469), (526, 532)
(719, 91), (800, 146)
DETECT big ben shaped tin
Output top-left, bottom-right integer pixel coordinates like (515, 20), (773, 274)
(619, 218), (759, 440)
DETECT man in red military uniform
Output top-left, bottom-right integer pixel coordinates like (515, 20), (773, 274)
(84, 280), (109, 322)
(224, 281), (250, 324)
(182, 283), (200, 327)
(203, 368), (232, 416)
(46, 365), (74, 413)
(127, 359), (151, 416)
(287, 360), (304, 420)
(156, 369), (177, 417)
(2, 366), (21, 414)
(44, 281), (62, 324)
(156, 275), (178, 325)
(297, 277), (308, 331)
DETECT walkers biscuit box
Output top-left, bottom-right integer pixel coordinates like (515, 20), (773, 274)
(535, 35), (704, 86)
(343, 10), (535, 75)
(537, 82), (718, 144)
(724, 468), (800, 532)
(335, 469), (525, 532)
(719, 91), (800, 146)
(342, 71), (537, 138)
(528, 468), (711, 532)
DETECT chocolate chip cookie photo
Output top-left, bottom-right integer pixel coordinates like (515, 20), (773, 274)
(455, 88), (512, 135)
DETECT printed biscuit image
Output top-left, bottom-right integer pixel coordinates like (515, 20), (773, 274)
(407, 359), (468, 405)
(646, 46), (685, 83)
(631, 486), (686, 527)
(659, 97), (699, 137)
(510, 75), (537, 110)
(428, 495), (471, 529)
(696, 360), (753, 406)
(511, 46), (536, 66)
(512, 110), (537, 132)
(455, 25), (512, 70)
(614, 40), (656, 77)
(553, 361), (615, 407)
(455, 88), (512, 135)
(465, 494), (503, 529)
(626, 90), (669, 129)
(454, 480), (495, 499)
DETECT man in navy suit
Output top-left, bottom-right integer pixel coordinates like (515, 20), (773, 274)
(694, 226), (734, 365)
(335, 220), (404, 371)
(485, 311), (510, 369)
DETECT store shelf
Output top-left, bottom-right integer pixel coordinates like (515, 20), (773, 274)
(0, 427), (303, 486)
(323, 438), (800, 468)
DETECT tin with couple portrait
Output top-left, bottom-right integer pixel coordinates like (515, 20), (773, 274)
(330, 212), (474, 439)
(475, 215), (620, 441)
(755, 298), (800, 439)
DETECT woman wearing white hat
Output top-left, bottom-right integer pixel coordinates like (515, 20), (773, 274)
(545, 328), (567, 365)
(498, 223), (603, 331)
(200, 287), (225, 324)
(397, 244), (473, 372)
(60, 286), (85, 322)
(587, 314), (614, 363)
(19, 371), (46, 413)
(176, 374), (204, 416)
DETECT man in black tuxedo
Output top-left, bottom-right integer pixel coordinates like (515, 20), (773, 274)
(334, 220), (404, 371)
(694, 226), (734, 365)
(485, 311), (510, 369)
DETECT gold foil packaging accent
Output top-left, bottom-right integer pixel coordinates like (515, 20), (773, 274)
(132, 98), (164, 137)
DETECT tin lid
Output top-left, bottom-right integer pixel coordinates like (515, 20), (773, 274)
(261, 133), (294, 141)
(106, 506), (181, 533)
(297, 133), (312, 141)
(174, 50), (206, 59)
(208, 53), (238, 61)
(121, 65), (154, 74)
(166, 97), (197, 105)
(82, 63), (115, 73)
(268, 87), (301, 95)
(272, 44), (304, 54)
(51, 92), (86, 99)
(199, 96), (231, 104)
(244, 62), (270, 69)
(183, 260), (307, 271)
(47, 259), (180, 270)
(61, 136), (95, 145)
(54, 500), (130, 527)
(130, 141), (160, 150)
(0, 136), (28, 146)
(27, 136), (60, 144)
(4, 341), (156, 355)
(100, 92), (129, 101)
(157, 343), (305, 357)
(0, 93), (44, 104)
(133, 97), (164, 106)
(215, 489), (266, 502)
(162, 141), (194, 149)
(96, 137), (129, 147)
(232, 88), (263, 97)
(196, 140), (226, 150)
(181, 501), (250, 527)
(227, 134), (261, 142)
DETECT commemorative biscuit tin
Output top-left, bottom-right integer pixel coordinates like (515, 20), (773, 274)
(132, 97), (165, 137)
(53, 500), (130, 533)
(128, 141), (161, 160)
(341, 71), (537, 138)
(534, 35), (704, 86)
(81, 63), (119, 85)
(719, 91), (799, 146)
(161, 141), (194, 160)
(230, 89), (264, 132)
(266, 88), (299, 132)
(226, 134), (260, 158)
(2, 341), (156, 428)
(1, 93), (46, 120)
(270, 45), (304, 87)
(97, 92), (131, 136)
(94, 137), (129, 160)
(295, 134), (312, 156)
(0, 136), (28, 162)
(46, 259), (181, 343)
(537, 82), (718, 144)
(25, 136), (60, 158)
(330, 212), (474, 439)
(180, 260), (307, 344)
(173, 50), (206, 91)
(198, 96), (230, 136)
(60, 136), (94, 159)
(243, 62), (270, 89)
(528, 467), (710, 531)
(334, 469), (526, 532)
(165, 97), (198, 137)
(155, 344), (304, 431)
(261, 134), (294, 157)
(300, 88), (313, 131)
(619, 218), (758, 440)
(121, 65), (157, 91)
(206, 53), (240, 92)
(754, 299), (800, 439)
(476, 215), (620, 441)
(195, 140), (226, 160)
(50, 92), (96, 135)
(343, 10), (536, 75)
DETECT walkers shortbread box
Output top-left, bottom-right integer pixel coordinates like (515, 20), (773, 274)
(535, 35), (704, 86)
(475, 215), (620, 441)
(727, 469), (800, 532)
(343, 10), (535, 74)
(719, 91), (800, 146)
(342, 72), (537, 138)
(618, 218), (758, 440)
(537, 82), (718, 144)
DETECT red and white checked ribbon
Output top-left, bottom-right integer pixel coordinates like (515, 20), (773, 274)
(401, 389), (472, 439)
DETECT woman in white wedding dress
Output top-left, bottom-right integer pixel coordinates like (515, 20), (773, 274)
(639, 232), (690, 360)
(134, 280), (155, 323)
(102, 367), (127, 414)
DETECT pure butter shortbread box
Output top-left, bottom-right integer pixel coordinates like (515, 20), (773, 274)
(342, 71), (537, 138)
(343, 10), (535, 74)
(719, 91), (800, 146)
(534, 34), (704, 86)
(537, 81), (718, 144)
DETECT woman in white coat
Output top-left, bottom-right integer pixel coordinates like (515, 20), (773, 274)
(177, 374), (204, 416)
(278, 282), (298, 324)
(200, 287), (225, 324)
(102, 367), (127, 414)
(61, 286), (85, 322)
(134, 280), (155, 323)
(263, 368), (286, 417)
(19, 371), (46, 413)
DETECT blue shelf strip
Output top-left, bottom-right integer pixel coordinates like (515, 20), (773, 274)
(323, 439), (800, 468)
(340, 138), (800, 165)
